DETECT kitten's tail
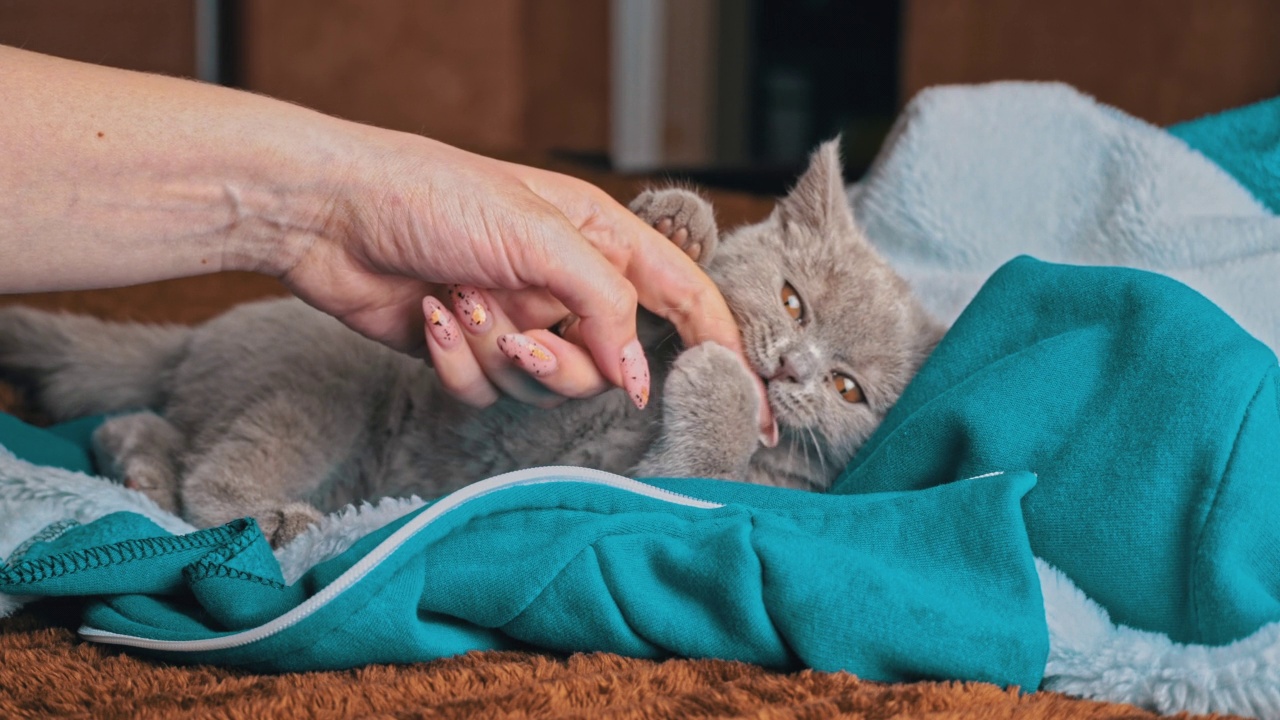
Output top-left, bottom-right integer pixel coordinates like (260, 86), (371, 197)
(0, 306), (191, 420)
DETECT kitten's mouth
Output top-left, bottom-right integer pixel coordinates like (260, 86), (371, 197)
(735, 358), (781, 448)
(750, 365), (783, 448)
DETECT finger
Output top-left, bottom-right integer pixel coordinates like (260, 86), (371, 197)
(486, 288), (569, 330)
(449, 285), (564, 408)
(589, 200), (777, 436)
(423, 296), (500, 407)
(505, 329), (612, 399)
(508, 204), (651, 410)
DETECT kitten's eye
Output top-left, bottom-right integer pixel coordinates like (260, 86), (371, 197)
(832, 373), (864, 403)
(781, 282), (804, 323)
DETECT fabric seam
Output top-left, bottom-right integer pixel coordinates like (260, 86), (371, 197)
(1188, 369), (1270, 639)
(0, 522), (240, 586)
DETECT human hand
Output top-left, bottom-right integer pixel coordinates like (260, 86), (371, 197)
(277, 131), (776, 441)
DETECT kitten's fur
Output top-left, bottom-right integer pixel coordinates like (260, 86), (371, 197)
(0, 141), (942, 546)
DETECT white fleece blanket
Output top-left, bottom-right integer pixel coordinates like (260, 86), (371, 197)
(850, 81), (1280, 353)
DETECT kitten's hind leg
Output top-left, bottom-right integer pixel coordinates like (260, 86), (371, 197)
(93, 411), (184, 514)
(629, 188), (720, 265)
(179, 394), (361, 548)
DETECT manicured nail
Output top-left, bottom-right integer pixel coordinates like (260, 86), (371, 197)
(620, 340), (650, 409)
(423, 296), (462, 349)
(498, 334), (558, 376)
(449, 285), (492, 333)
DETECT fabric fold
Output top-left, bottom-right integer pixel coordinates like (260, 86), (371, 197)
(834, 257), (1280, 647)
(3, 467), (1050, 689)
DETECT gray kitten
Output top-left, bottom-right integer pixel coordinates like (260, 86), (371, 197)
(0, 141), (942, 546)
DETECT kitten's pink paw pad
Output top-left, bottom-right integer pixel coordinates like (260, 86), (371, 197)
(629, 188), (719, 265)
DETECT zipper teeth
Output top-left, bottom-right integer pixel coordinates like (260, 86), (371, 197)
(78, 466), (722, 653)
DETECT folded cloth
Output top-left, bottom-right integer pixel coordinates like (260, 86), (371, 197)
(0, 412), (102, 476)
(0, 459), (1049, 688)
(834, 257), (1280, 648)
(850, 82), (1280, 352)
(1170, 95), (1280, 214)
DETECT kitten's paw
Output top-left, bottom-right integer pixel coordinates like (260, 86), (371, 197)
(644, 341), (759, 480)
(257, 503), (324, 548)
(629, 188), (719, 264)
(122, 466), (181, 515)
(666, 341), (760, 432)
(92, 412), (182, 514)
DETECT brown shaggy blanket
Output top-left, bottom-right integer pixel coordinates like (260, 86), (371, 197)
(1, 601), (1215, 720)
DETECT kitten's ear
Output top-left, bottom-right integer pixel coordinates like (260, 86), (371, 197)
(775, 138), (857, 236)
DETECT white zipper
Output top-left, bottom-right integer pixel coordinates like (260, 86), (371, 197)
(77, 466), (722, 653)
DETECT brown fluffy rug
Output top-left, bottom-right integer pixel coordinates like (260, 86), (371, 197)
(0, 601), (1215, 720)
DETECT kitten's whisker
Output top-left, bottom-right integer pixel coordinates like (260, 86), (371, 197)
(805, 425), (828, 480)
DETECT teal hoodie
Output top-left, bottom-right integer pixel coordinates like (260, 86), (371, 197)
(834, 256), (1280, 645)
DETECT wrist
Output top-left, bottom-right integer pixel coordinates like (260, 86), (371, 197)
(214, 109), (367, 279)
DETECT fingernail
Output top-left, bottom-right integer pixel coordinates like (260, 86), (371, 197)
(450, 285), (492, 333)
(423, 296), (462, 349)
(620, 339), (650, 409)
(498, 333), (558, 376)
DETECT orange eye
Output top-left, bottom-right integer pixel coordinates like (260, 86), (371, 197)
(781, 282), (804, 322)
(832, 373), (864, 403)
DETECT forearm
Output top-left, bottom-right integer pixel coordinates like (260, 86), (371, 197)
(0, 45), (360, 292)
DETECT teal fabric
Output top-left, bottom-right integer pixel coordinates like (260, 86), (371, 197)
(1170, 96), (1280, 213)
(0, 412), (103, 475)
(833, 257), (1280, 646)
(1, 471), (1051, 688)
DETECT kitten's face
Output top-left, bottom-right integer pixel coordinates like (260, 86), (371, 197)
(707, 141), (940, 479)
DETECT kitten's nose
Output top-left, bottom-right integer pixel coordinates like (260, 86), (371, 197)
(773, 348), (818, 384)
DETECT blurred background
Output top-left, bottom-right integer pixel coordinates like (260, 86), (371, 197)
(3, 0), (1279, 194)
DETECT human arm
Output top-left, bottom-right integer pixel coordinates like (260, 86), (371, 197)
(0, 45), (774, 436)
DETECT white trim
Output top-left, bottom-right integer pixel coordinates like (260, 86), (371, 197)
(1039, 558), (1280, 719)
(78, 466), (720, 653)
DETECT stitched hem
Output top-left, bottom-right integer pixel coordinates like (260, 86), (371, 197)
(0, 520), (244, 587)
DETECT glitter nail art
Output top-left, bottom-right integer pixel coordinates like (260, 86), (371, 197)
(498, 334), (558, 376)
(450, 286), (492, 333)
(423, 296), (461, 349)
(620, 340), (650, 409)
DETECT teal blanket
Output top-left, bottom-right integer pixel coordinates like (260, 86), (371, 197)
(1170, 95), (1280, 214)
(0, 465), (1049, 687)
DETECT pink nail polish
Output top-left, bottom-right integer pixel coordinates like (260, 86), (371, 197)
(450, 285), (492, 333)
(423, 296), (462, 349)
(498, 334), (558, 376)
(620, 340), (650, 409)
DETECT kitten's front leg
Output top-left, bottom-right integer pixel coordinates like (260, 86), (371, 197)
(633, 341), (760, 480)
(629, 188), (719, 265)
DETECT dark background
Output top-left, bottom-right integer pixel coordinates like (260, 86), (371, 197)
(3, 0), (1278, 193)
